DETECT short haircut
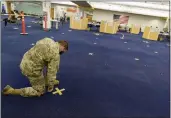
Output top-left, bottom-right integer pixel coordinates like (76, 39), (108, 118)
(58, 40), (68, 51)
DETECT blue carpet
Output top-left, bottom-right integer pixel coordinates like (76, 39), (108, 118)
(1, 16), (170, 118)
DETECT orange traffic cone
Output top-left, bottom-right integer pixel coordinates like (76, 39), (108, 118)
(20, 15), (28, 35)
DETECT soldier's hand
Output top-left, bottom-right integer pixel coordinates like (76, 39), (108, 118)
(48, 85), (54, 92)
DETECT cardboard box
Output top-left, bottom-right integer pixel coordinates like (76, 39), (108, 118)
(100, 21), (119, 34)
(70, 17), (88, 30)
(142, 26), (159, 41)
(131, 24), (140, 34)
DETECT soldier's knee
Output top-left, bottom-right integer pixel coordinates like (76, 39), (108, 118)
(21, 87), (40, 97)
(34, 85), (45, 94)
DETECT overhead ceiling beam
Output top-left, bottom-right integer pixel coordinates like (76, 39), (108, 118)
(71, 1), (92, 8)
(51, 1), (77, 6)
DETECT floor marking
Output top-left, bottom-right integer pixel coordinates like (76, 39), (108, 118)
(31, 43), (35, 45)
(13, 27), (18, 29)
(120, 33), (124, 39)
(27, 26), (31, 28)
(147, 45), (150, 47)
(53, 88), (65, 95)
(94, 33), (100, 36)
(94, 43), (97, 45)
(89, 53), (94, 56)
(134, 58), (139, 61)
(143, 41), (149, 43)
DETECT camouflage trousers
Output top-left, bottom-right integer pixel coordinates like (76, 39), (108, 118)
(20, 74), (46, 97)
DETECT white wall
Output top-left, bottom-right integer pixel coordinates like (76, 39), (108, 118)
(14, 2), (43, 15)
(128, 15), (166, 32)
(93, 9), (166, 32)
(51, 4), (76, 18)
(93, 9), (113, 22)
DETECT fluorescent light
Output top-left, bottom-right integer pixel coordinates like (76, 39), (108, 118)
(51, 1), (77, 6)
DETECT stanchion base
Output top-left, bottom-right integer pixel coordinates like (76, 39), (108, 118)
(20, 33), (28, 35)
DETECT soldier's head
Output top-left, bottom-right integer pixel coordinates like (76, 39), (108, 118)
(58, 40), (68, 55)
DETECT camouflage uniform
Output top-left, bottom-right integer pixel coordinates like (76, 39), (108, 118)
(20, 37), (60, 97)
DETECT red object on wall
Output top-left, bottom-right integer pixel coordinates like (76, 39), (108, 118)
(119, 15), (129, 24)
(67, 7), (77, 13)
(113, 14), (129, 24)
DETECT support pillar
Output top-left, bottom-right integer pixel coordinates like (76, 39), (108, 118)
(164, 17), (169, 29)
(42, 1), (51, 30)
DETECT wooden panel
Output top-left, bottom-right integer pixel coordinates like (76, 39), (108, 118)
(136, 27), (140, 34)
(74, 20), (81, 29)
(70, 17), (73, 28)
(106, 22), (114, 34)
(142, 26), (150, 39)
(113, 22), (119, 34)
(100, 21), (119, 34)
(6, 1), (12, 14)
(86, 14), (92, 22)
(99, 21), (105, 33)
(82, 18), (88, 29)
(131, 25), (135, 33)
(50, 8), (54, 19)
(131, 25), (140, 34)
(148, 32), (159, 41)
(70, 17), (88, 30)
(106, 26), (113, 34)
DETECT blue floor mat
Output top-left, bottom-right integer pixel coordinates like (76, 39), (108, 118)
(1, 16), (170, 118)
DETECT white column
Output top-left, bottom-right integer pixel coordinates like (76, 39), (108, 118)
(79, 8), (83, 18)
(55, 6), (59, 19)
(55, 6), (58, 19)
(11, 2), (15, 11)
(42, 1), (51, 29)
(164, 17), (169, 29)
(78, 7), (84, 18)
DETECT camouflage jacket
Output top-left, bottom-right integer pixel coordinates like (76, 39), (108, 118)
(20, 37), (60, 86)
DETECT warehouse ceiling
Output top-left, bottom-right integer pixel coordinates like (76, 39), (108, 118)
(71, 1), (92, 8)
(11, 0), (169, 17)
(103, 1), (169, 10)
